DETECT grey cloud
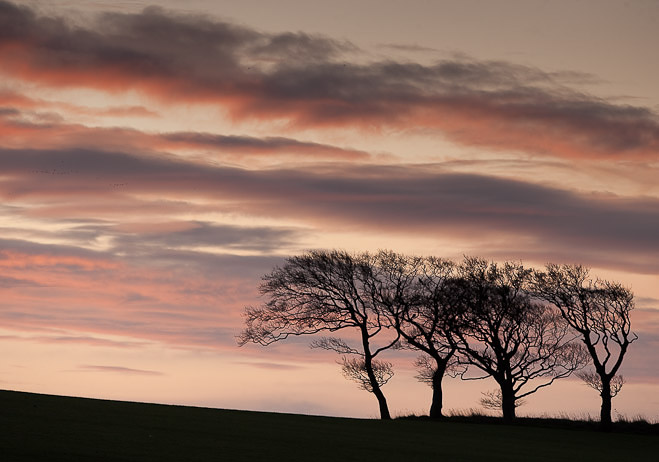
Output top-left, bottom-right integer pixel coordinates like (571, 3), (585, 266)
(2, 1), (658, 159)
(161, 132), (369, 159)
(2, 146), (659, 273)
(0, 236), (116, 266)
(0, 234), (283, 282)
(378, 43), (441, 53)
(0, 275), (42, 288)
(0, 107), (20, 116)
(109, 221), (303, 253)
(248, 31), (356, 62)
(0, 1), (348, 84)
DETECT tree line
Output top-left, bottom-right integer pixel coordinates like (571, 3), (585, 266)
(238, 250), (637, 428)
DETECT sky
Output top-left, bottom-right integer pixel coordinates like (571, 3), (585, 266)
(1, 0), (658, 420)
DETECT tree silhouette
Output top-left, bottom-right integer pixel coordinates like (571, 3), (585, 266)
(533, 264), (637, 429)
(238, 250), (399, 419)
(448, 258), (586, 422)
(380, 254), (461, 418)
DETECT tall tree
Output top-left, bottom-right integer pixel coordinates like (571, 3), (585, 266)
(238, 250), (399, 419)
(533, 264), (637, 429)
(448, 258), (586, 422)
(378, 254), (460, 418)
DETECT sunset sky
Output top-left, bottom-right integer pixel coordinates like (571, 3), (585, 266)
(1, 0), (658, 420)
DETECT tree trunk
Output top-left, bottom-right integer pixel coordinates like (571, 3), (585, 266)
(429, 363), (446, 419)
(500, 383), (516, 422)
(600, 377), (612, 430)
(365, 356), (391, 420)
(362, 338), (391, 420)
(372, 384), (391, 420)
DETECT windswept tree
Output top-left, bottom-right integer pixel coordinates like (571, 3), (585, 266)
(238, 250), (400, 420)
(448, 258), (586, 422)
(378, 254), (461, 418)
(533, 264), (638, 428)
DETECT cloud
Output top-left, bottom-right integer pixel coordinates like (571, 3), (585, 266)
(233, 361), (305, 371)
(1, 1), (658, 160)
(0, 275), (42, 288)
(377, 43), (441, 53)
(159, 132), (370, 161)
(0, 234), (284, 349)
(1, 145), (658, 273)
(31, 334), (148, 349)
(76, 365), (163, 376)
(0, 88), (157, 119)
(109, 221), (303, 254)
(0, 105), (368, 163)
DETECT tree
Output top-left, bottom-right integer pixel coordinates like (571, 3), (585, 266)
(448, 258), (586, 422)
(383, 254), (461, 418)
(533, 264), (638, 428)
(238, 250), (399, 419)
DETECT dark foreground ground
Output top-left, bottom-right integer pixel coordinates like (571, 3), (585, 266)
(1, 390), (657, 461)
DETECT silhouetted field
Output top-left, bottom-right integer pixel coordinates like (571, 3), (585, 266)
(1, 390), (657, 461)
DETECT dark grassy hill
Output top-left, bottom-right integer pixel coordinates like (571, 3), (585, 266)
(1, 390), (657, 461)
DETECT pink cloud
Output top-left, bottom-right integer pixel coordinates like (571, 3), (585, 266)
(1, 1), (657, 161)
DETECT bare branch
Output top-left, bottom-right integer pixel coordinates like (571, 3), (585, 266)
(339, 357), (394, 392)
(577, 370), (625, 397)
(479, 390), (525, 411)
(310, 337), (361, 355)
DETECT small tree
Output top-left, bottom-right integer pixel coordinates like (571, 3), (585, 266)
(238, 250), (399, 419)
(448, 258), (586, 422)
(533, 264), (638, 428)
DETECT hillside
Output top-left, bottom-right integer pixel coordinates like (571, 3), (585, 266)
(1, 390), (657, 461)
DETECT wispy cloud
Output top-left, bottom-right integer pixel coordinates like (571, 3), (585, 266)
(1, 143), (658, 272)
(1, 1), (657, 160)
(76, 365), (164, 376)
(233, 361), (306, 371)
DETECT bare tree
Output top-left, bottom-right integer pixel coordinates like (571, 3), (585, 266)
(448, 258), (586, 422)
(238, 250), (399, 419)
(533, 264), (637, 428)
(383, 255), (462, 418)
